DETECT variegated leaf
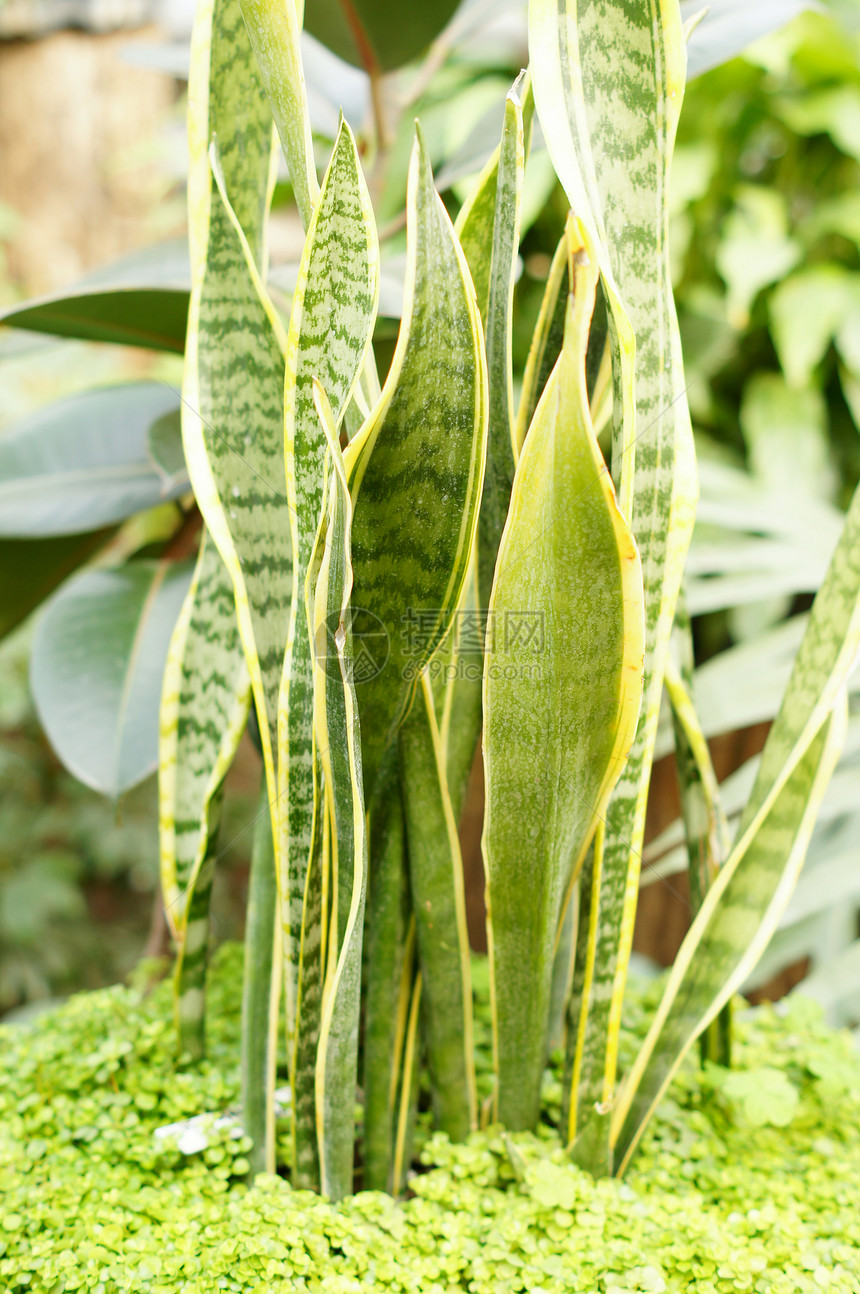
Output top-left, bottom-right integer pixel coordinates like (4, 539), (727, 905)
(344, 128), (488, 801)
(482, 219), (644, 1131)
(159, 529), (251, 1058)
(279, 118), (379, 1183)
(399, 672), (477, 1140)
(184, 0), (292, 931)
(239, 0), (319, 229)
(614, 475), (860, 1167)
(529, 0), (697, 1164)
(362, 755), (415, 1192)
(310, 384), (368, 1203)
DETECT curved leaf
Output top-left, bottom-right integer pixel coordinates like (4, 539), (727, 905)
(159, 531), (251, 1057)
(279, 119), (379, 1182)
(309, 387), (368, 1202)
(183, 0), (292, 921)
(304, 0), (461, 74)
(482, 222), (644, 1132)
(399, 671), (477, 1140)
(344, 127), (488, 799)
(31, 560), (193, 797)
(0, 384), (183, 537)
(0, 531), (115, 641)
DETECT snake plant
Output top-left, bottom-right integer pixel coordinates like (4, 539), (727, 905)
(156, 0), (860, 1198)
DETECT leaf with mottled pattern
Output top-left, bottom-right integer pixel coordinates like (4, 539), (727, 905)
(344, 127), (488, 801)
(183, 0), (292, 935)
(159, 530), (251, 1059)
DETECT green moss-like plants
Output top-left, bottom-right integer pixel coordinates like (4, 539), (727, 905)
(1, 945), (858, 1293)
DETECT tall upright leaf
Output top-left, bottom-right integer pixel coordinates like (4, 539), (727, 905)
(615, 477), (860, 1167)
(529, 0), (697, 1163)
(344, 128), (488, 801)
(183, 0), (292, 913)
(456, 73), (527, 613)
(279, 118), (379, 1182)
(239, 0), (319, 230)
(399, 673), (477, 1140)
(159, 531), (251, 1058)
(309, 385), (368, 1202)
(482, 220), (644, 1131)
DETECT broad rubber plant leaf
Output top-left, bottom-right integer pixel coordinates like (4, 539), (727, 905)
(615, 474), (860, 1167)
(529, 0), (697, 1166)
(399, 672), (477, 1140)
(0, 384), (183, 537)
(0, 531), (115, 643)
(239, 0), (320, 229)
(0, 240), (190, 351)
(159, 530), (252, 1058)
(309, 385), (368, 1203)
(304, 0), (461, 74)
(183, 0), (292, 905)
(279, 117), (378, 1187)
(31, 560), (193, 797)
(481, 219), (645, 1132)
(343, 127), (488, 801)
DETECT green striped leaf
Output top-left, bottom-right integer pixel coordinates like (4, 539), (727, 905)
(239, 0), (319, 230)
(344, 128), (488, 800)
(310, 384), (368, 1202)
(241, 789), (279, 1177)
(279, 118), (379, 1182)
(362, 755), (414, 1193)
(614, 476), (860, 1166)
(183, 0), (292, 921)
(482, 220), (644, 1132)
(514, 231), (569, 457)
(159, 530), (252, 1058)
(529, 0), (698, 1164)
(615, 698), (846, 1171)
(399, 672), (477, 1140)
(456, 74), (527, 613)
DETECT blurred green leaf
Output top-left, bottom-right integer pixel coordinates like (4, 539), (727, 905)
(304, 0), (461, 73)
(740, 373), (833, 499)
(31, 561), (194, 797)
(0, 385), (184, 537)
(0, 531), (115, 642)
(0, 242), (190, 352)
(147, 409), (188, 492)
(769, 265), (860, 386)
(715, 188), (801, 327)
(776, 85), (860, 162)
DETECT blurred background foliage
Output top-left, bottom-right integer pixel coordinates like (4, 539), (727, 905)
(2, 0), (860, 1029)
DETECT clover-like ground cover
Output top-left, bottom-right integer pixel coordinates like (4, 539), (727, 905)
(1, 943), (858, 1294)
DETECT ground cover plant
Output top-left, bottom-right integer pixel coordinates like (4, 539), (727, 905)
(2, 0), (860, 1285)
(2, 943), (860, 1292)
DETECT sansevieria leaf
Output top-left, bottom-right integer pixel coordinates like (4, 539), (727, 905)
(279, 118), (379, 1186)
(159, 530), (251, 1057)
(344, 127), (488, 801)
(183, 0), (292, 914)
(530, 0), (697, 1165)
(482, 217), (644, 1131)
(456, 73), (528, 614)
(239, 0), (319, 230)
(399, 672), (477, 1140)
(309, 384), (368, 1203)
(615, 475), (860, 1168)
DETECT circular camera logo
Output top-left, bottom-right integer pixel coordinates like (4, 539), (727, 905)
(314, 606), (390, 684)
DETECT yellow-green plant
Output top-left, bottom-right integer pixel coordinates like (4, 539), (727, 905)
(158, 0), (860, 1199)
